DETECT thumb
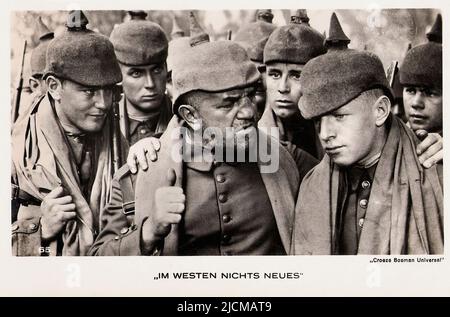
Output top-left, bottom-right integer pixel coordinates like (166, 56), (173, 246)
(415, 129), (428, 141)
(165, 168), (177, 186)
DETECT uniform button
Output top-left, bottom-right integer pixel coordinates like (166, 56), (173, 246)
(218, 194), (227, 203)
(11, 224), (19, 231)
(222, 234), (231, 245)
(120, 227), (129, 235)
(222, 214), (231, 223)
(216, 174), (225, 183)
(361, 180), (371, 189)
(359, 218), (365, 228)
(359, 199), (368, 208)
(114, 236), (120, 240)
(140, 128), (147, 134)
(29, 223), (37, 230)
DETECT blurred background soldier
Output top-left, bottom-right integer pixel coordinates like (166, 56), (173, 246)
(166, 13), (190, 102)
(400, 14), (442, 136)
(234, 9), (276, 118)
(29, 17), (54, 103)
(11, 10), (122, 256)
(295, 13), (443, 255)
(259, 9), (326, 159)
(109, 10), (172, 146)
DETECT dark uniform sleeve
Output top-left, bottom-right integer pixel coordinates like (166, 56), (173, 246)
(89, 166), (147, 256)
(281, 140), (319, 183)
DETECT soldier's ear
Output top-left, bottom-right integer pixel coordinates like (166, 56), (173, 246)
(29, 77), (40, 93)
(374, 95), (391, 127)
(178, 104), (199, 130)
(46, 76), (63, 101)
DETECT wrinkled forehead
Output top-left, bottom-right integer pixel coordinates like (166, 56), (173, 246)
(192, 86), (257, 104)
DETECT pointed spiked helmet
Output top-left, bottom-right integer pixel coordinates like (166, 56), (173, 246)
(426, 13), (442, 43)
(128, 10), (148, 20)
(110, 10), (168, 66)
(30, 17), (54, 76)
(36, 16), (54, 41)
(189, 11), (210, 46)
(325, 12), (351, 49)
(44, 10), (122, 86)
(171, 14), (185, 39)
(299, 12), (393, 119)
(264, 9), (325, 64)
(400, 13), (442, 89)
(256, 9), (274, 23)
(234, 8), (276, 63)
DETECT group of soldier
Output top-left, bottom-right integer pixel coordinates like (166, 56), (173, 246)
(11, 9), (443, 256)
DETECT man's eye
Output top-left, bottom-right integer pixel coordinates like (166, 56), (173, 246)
(334, 114), (345, 120)
(152, 67), (163, 74)
(290, 72), (301, 80)
(268, 72), (281, 79)
(425, 89), (439, 98)
(131, 71), (142, 78)
(83, 90), (95, 97)
(405, 87), (416, 94)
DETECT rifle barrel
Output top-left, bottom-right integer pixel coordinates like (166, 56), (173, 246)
(13, 40), (28, 123)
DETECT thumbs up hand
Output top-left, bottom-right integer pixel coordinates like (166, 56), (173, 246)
(141, 168), (185, 252)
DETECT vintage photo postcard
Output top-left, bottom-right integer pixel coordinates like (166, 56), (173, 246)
(1, 0), (449, 297)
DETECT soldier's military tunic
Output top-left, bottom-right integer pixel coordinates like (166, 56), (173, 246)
(89, 119), (318, 256)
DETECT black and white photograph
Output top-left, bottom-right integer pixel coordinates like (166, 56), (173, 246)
(2, 0), (448, 297)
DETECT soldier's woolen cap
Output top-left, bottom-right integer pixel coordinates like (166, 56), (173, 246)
(400, 14), (442, 89)
(172, 12), (260, 112)
(234, 9), (276, 63)
(299, 13), (393, 120)
(263, 9), (326, 65)
(110, 18), (168, 66)
(30, 17), (54, 77)
(44, 10), (122, 87)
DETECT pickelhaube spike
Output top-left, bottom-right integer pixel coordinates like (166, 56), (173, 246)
(171, 14), (185, 38)
(325, 12), (351, 49)
(291, 9), (310, 25)
(65, 10), (89, 31)
(128, 10), (148, 21)
(189, 11), (210, 47)
(36, 17), (54, 41)
(256, 9), (274, 23)
(426, 13), (442, 43)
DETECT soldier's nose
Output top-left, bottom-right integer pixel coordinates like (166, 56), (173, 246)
(94, 89), (111, 110)
(144, 72), (156, 89)
(411, 93), (425, 109)
(318, 117), (335, 141)
(278, 79), (290, 94)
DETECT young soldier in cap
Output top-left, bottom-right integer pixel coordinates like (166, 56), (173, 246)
(294, 13), (443, 255)
(11, 10), (123, 256)
(89, 16), (317, 256)
(259, 10), (326, 159)
(400, 14), (442, 135)
(234, 9), (276, 118)
(109, 11), (172, 146)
